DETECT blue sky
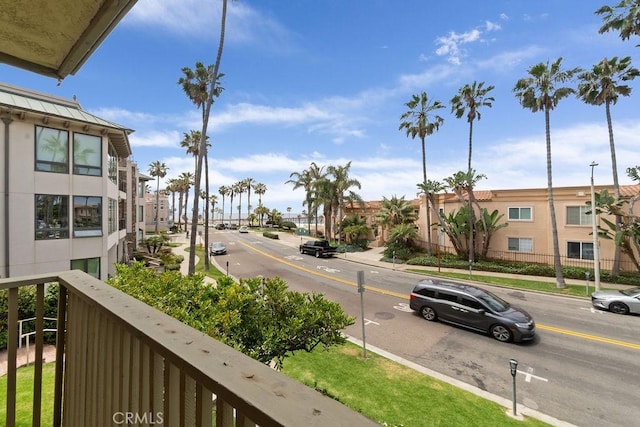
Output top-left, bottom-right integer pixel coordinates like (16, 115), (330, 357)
(3, 0), (640, 214)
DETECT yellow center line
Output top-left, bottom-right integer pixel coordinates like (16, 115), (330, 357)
(240, 241), (640, 351)
(238, 241), (407, 298)
(536, 324), (640, 350)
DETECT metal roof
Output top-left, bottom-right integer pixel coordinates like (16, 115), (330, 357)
(0, 0), (138, 80)
(0, 82), (132, 157)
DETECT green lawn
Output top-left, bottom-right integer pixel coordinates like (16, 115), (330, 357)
(283, 341), (548, 426)
(0, 363), (56, 427)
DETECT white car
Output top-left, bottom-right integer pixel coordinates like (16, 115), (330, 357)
(591, 286), (640, 315)
(239, 226), (248, 233)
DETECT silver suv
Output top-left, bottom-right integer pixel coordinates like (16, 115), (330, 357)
(409, 279), (535, 343)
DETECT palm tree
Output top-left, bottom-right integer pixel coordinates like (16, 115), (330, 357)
(286, 169), (315, 234)
(399, 92), (445, 255)
(327, 162), (362, 245)
(577, 56), (639, 276)
(232, 181), (245, 226)
(148, 161), (168, 234)
(253, 182), (267, 207)
(514, 57), (581, 288)
(209, 194), (218, 222)
(227, 186), (235, 224)
(218, 185), (229, 225)
(375, 195), (418, 237)
(178, 172), (194, 231)
(450, 81), (495, 172)
(443, 169), (487, 262)
(165, 178), (180, 226)
(243, 177), (255, 221)
(596, 0), (640, 41)
(177, 0), (230, 275)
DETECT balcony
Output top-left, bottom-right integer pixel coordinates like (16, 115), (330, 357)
(1, 271), (377, 427)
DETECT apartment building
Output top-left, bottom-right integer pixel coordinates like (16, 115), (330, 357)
(347, 183), (640, 272)
(0, 82), (145, 279)
(145, 190), (171, 232)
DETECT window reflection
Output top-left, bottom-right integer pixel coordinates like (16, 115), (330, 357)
(35, 126), (69, 173)
(73, 196), (102, 237)
(35, 195), (69, 240)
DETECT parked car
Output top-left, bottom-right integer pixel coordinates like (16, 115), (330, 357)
(591, 286), (640, 315)
(209, 242), (227, 256)
(215, 223), (226, 230)
(239, 226), (248, 233)
(409, 279), (536, 343)
(228, 223), (238, 230)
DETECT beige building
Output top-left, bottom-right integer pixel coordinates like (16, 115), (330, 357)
(0, 82), (146, 279)
(348, 184), (640, 272)
(145, 190), (171, 232)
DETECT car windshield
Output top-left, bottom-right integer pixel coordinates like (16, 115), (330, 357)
(620, 286), (640, 296)
(212, 243), (223, 248)
(477, 290), (510, 312)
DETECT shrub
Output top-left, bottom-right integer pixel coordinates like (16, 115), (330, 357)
(281, 221), (297, 230)
(263, 231), (279, 240)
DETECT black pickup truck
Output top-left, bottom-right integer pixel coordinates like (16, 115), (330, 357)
(299, 240), (337, 258)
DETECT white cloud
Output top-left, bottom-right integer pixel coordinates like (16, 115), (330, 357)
(124, 0), (297, 54)
(485, 21), (501, 32)
(435, 29), (481, 65)
(130, 130), (182, 148)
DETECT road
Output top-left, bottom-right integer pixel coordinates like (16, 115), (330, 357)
(208, 229), (640, 427)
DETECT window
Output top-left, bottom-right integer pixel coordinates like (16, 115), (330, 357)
(508, 237), (533, 252)
(35, 195), (69, 240)
(508, 207), (532, 221)
(108, 198), (117, 234)
(73, 196), (102, 237)
(108, 143), (118, 183)
(35, 126), (69, 173)
(71, 258), (100, 279)
(566, 206), (591, 226)
(416, 288), (436, 298)
(461, 297), (484, 310)
(567, 241), (594, 260)
(73, 133), (102, 176)
(437, 292), (458, 303)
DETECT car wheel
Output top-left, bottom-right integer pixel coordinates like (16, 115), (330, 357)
(420, 306), (437, 321)
(610, 302), (629, 315)
(300, 247), (304, 254)
(490, 324), (513, 342)
(315, 250), (321, 258)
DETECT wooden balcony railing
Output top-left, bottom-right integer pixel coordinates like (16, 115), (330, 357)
(1, 271), (378, 427)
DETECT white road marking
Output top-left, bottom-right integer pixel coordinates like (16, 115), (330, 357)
(364, 319), (380, 326)
(316, 266), (340, 273)
(518, 368), (549, 383)
(393, 302), (413, 312)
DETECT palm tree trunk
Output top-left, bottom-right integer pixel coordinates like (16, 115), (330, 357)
(420, 137), (432, 256)
(606, 101), (621, 276)
(155, 177), (160, 234)
(545, 109), (566, 288)
(203, 149), (210, 270)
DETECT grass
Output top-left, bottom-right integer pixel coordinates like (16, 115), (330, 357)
(406, 269), (598, 298)
(283, 341), (549, 426)
(0, 363), (56, 427)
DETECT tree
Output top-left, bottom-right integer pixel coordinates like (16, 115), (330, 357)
(108, 264), (354, 370)
(148, 161), (168, 234)
(177, 0), (231, 275)
(514, 57), (581, 288)
(218, 185), (229, 224)
(399, 92), (445, 255)
(596, 0), (640, 41)
(327, 162), (362, 245)
(287, 168), (315, 235)
(443, 170), (487, 262)
(577, 56), (639, 275)
(450, 81), (495, 172)
(244, 177), (255, 221)
(375, 195), (418, 235)
(178, 172), (194, 231)
(232, 181), (245, 226)
(165, 178), (180, 226)
(253, 182), (267, 207)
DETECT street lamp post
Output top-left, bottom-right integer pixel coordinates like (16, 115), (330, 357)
(590, 161), (601, 292)
(509, 359), (518, 416)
